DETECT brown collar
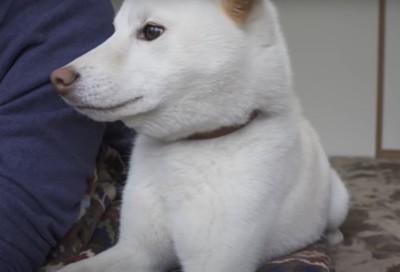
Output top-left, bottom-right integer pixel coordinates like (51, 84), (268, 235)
(186, 110), (260, 140)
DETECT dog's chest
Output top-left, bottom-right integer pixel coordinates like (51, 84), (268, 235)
(128, 120), (299, 208)
(132, 136), (251, 194)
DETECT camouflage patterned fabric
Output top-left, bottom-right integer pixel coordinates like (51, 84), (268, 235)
(331, 157), (400, 272)
(40, 153), (400, 272)
(40, 145), (125, 272)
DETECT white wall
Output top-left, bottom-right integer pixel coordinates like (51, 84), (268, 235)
(383, 0), (400, 150)
(275, 0), (379, 156)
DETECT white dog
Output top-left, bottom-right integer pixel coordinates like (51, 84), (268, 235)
(51, 0), (349, 271)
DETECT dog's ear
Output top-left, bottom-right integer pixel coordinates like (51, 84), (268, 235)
(222, 0), (258, 24)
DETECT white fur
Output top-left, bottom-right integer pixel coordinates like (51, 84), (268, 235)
(57, 0), (349, 271)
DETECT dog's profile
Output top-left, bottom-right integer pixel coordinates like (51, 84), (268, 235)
(51, 0), (349, 271)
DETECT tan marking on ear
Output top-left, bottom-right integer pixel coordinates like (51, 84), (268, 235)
(222, 0), (257, 24)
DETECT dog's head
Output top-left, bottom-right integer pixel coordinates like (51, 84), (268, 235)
(51, 0), (294, 141)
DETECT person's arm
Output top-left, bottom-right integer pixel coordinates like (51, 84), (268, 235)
(0, 1), (115, 271)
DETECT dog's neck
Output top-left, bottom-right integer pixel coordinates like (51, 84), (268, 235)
(185, 110), (259, 141)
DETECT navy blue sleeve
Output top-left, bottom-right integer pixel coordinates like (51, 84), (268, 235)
(0, 1), (122, 271)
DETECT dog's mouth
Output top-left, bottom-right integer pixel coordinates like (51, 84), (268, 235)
(73, 96), (143, 111)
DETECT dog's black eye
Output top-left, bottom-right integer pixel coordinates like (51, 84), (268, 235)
(140, 23), (165, 41)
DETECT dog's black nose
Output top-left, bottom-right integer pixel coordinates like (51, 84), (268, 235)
(51, 66), (80, 96)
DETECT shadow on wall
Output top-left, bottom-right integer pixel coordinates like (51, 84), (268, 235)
(110, 0), (122, 11)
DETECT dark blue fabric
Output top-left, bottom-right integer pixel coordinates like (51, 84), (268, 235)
(0, 1), (133, 271)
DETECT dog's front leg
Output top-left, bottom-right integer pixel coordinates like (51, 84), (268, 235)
(58, 182), (175, 272)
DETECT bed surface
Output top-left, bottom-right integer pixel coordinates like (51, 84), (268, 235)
(40, 150), (400, 272)
(331, 157), (400, 272)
